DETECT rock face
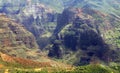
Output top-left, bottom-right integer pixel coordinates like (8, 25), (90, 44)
(48, 8), (120, 65)
(0, 1), (57, 49)
(19, 3), (57, 49)
(0, 15), (71, 68)
(0, 14), (39, 59)
(54, 8), (111, 35)
(20, 3), (56, 37)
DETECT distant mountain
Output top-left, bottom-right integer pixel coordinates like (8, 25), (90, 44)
(62, 0), (120, 16)
(0, 0), (120, 13)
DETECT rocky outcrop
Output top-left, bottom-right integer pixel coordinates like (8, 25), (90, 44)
(0, 14), (40, 59)
(0, 2), (57, 49)
(54, 8), (111, 35)
(0, 14), (38, 49)
(0, 14), (71, 68)
(48, 8), (119, 65)
(21, 4), (56, 35)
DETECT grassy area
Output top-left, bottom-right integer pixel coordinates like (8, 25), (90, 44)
(0, 64), (120, 73)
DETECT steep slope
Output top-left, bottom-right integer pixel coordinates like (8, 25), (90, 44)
(54, 8), (112, 40)
(0, 14), (40, 59)
(1, 0), (113, 50)
(20, 3), (57, 48)
(19, 3), (56, 37)
(61, 0), (120, 24)
(0, 14), (72, 70)
(0, 1), (57, 48)
(50, 0), (120, 50)
(48, 8), (120, 65)
(0, 0), (57, 35)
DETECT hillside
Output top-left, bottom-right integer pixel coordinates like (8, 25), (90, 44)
(0, 52), (71, 68)
(0, 14), (73, 73)
(48, 7), (120, 65)
(0, 0), (120, 72)
(2, 0), (119, 49)
(0, 14), (41, 59)
(0, 14), (65, 64)
(0, 52), (119, 73)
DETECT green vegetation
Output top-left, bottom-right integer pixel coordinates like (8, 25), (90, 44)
(1, 64), (120, 73)
(104, 28), (120, 47)
(8, 69), (48, 73)
(1, 1), (120, 73)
